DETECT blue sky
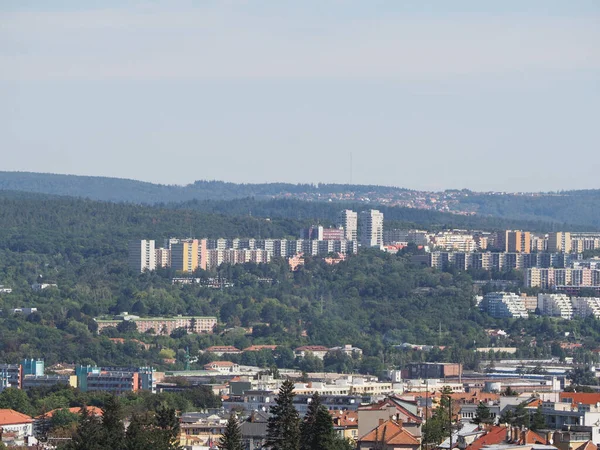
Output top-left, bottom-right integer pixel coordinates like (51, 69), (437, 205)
(1, 1), (598, 191)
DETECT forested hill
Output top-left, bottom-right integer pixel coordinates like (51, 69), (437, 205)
(0, 171), (402, 203)
(171, 198), (596, 233)
(1, 171), (600, 227)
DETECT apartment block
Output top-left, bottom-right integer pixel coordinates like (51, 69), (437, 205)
(525, 268), (600, 289)
(171, 239), (199, 272)
(572, 297), (600, 318)
(482, 292), (528, 318)
(128, 239), (156, 272)
(547, 232), (571, 253)
(359, 210), (384, 248)
(95, 314), (217, 335)
(338, 210), (358, 241)
(155, 247), (171, 268)
(537, 294), (573, 319)
(506, 230), (531, 253)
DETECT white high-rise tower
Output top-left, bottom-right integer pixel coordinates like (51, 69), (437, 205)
(338, 209), (358, 241)
(128, 239), (156, 272)
(359, 210), (384, 248)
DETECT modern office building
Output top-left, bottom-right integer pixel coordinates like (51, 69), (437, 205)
(338, 210), (358, 241)
(128, 239), (156, 272)
(359, 210), (384, 248)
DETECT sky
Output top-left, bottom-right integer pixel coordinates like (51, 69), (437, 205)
(1, 1), (599, 192)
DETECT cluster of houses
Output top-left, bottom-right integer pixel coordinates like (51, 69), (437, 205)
(2, 358), (600, 449)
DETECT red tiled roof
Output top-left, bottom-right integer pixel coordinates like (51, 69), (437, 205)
(575, 441), (597, 450)
(36, 406), (103, 419)
(520, 429), (546, 445)
(243, 345), (278, 352)
(560, 392), (600, 406)
(0, 409), (33, 425)
(204, 361), (236, 368)
(466, 426), (507, 450)
(358, 420), (419, 446)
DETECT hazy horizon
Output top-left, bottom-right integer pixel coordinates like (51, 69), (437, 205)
(2, 1), (599, 192)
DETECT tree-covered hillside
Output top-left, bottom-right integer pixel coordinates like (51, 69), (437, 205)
(0, 191), (599, 373)
(173, 197), (595, 232)
(455, 193), (600, 228)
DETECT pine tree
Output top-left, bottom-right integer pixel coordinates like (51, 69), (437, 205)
(300, 392), (337, 450)
(218, 413), (243, 450)
(473, 402), (493, 425)
(124, 412), (152, 450)
(102, 395), (125, 450)
(265, 379), (300, 450)
(531, 406), (546, 431)
(153, 405), (182, 450)
(67, 406), (105, 450)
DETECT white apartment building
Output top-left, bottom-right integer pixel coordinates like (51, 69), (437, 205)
(431, 231), (477, 252)
(483, 292), (528, 319)
(128, 239), (156, 273)
(359, 210), (384, 248)
(338, 210), (358, 241)
(537, 294), (573, 319)
(572, 297), (600, 318)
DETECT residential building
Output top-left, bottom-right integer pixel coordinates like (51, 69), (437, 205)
(338, 210), (358, 241)
(357, 397), (422, 439)
(171, 239), (199, 272)
(357, 419), (420, 450)
(294, 345), (330, 360)
(537, 294), (573, 319)
(21, 359), (44, 376)
(548, 232), (572, 253)
(482, 292), (528, 318)
(155, 247), (171, 268)
(94, 314), (217, 335)
(0, 409), (33, 439)
(203, 346), (242, 356)
(572, 297), (600, 318)
(359, 210), (384, 248)
(505, 230), (531, 253)
(204, 361), (239, 374)
(128, 239), (156, 272)
(179, 412), (227, 449)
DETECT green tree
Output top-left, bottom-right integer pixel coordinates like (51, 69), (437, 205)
(101, 396), (125, 450)
(67, 406), (105, 450)
(218, 414), (243, 450)
(153, 405), (182, 450)
(473, 402), (493, 425)
(265, 379), (300, 450)
(300, 392), (336, 450)
(423, 387), (453, 446)
(531, 406), (546, 431)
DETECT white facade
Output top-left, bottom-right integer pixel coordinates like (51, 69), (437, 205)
(537, 294), (573, 319)
(128, 239), (156, 273)
(572, 297), (600, 318)
(483, 292), (528, 318)
(338, 210), (358, 241)
(359, 210), (384, 248)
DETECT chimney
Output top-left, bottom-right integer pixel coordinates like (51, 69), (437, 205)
(397, 419), (403, 429)
(379, 418), (385, 426)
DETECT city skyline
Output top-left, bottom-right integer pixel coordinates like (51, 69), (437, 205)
(1, 1), (598, 192)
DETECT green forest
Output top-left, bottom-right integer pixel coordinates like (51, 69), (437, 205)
(2, 171), (600, 227)
(0, 191), (599, 375)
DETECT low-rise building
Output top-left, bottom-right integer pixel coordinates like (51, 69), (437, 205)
(204, 361), (239, 374)
(95, 314), (217, 335)
(0, 409), (33, 438)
